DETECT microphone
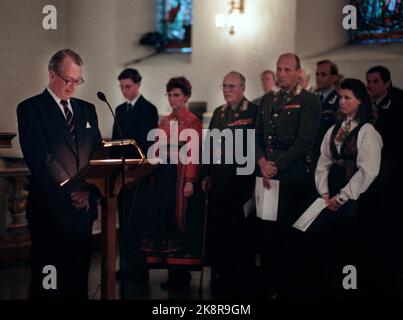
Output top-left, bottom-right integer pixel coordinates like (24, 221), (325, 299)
(97, 91), (127, 159)
(97, 91), (125, 146)
(97, 91), (145, 161)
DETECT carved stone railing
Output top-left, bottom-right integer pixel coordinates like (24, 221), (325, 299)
(0, 162), (30, 262)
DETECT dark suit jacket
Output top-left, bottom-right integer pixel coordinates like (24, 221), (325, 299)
(17, 89), (102, 221)
(375, 87), (403, 161)
(313, 89), (339, 160)
(112, 95), (158, 157)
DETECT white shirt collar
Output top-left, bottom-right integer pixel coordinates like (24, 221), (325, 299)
(47, 87), (69, 104)
(127, 94), (141, 107)
(47, 87), (73, 116)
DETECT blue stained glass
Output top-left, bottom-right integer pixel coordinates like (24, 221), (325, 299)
(351, 0), (403, 44)
(156, 0), (193, 52)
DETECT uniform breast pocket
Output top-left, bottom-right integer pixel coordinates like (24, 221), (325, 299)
(284, 109), (300, 127)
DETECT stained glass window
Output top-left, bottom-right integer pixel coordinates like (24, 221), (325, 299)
(351, 0), (403, 44)
(156, 0), (192, 53)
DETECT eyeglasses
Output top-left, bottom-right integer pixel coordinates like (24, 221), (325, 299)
(219, 83), (243, 90)
(56, 71), (84, 86)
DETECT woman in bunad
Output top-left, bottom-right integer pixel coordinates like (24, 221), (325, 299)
(313, 78), (382, 299)
(142, 76), (204, 290)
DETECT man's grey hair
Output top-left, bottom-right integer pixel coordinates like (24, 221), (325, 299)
(48, 49), (83, 72)
(226, 71), (246, 85)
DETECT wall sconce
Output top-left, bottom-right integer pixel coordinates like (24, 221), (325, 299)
(215, 0), (244, 35)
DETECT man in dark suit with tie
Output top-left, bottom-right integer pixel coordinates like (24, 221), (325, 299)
(17, 49), (102, 299)
(112, 68), (158, 290)
(112, 68), (158, 155)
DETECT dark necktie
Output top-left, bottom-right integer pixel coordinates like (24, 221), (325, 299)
(61, 100), (75, 140)
(320, 94), (325, 104)
(127, 102), (133, 111)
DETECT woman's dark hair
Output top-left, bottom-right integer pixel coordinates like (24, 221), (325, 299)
(166, 76), (192, 97)
(337, 78), (375, 124)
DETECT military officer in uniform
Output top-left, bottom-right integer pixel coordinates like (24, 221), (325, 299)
(305, 60), (341, 207)
(255, 53), (321, 298)
(312, 60), (340, 166)
(365, 65), (403, 298)
(202, 71), (259, 297)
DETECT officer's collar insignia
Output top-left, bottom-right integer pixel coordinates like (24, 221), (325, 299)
(240, 98), (249, 112)
(382, 100), (391, 110)
(328, 95), (338, 104)
(293, 84), (303, 96)
(276, 85), (302, 99)
(221, 98), (248, 113)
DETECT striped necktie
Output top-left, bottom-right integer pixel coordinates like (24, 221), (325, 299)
(61, 100), (75, 140)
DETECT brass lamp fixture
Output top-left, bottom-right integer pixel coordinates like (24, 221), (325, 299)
(215, 0), (245, 35)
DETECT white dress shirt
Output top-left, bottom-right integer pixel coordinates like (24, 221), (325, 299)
(315, 120), (383, 201)
(127, 94), (141, 109)
(47, 87), (73, 119)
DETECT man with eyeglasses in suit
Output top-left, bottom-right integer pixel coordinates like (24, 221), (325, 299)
(17, 49), (102, 299)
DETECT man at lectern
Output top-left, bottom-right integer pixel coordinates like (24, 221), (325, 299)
(17, 49), (102, 299)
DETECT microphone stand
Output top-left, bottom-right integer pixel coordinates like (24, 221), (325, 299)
(97, 92), (127, 300)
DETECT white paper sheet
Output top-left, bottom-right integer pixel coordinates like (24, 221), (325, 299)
(293, 198), (328, 232)
(255, 177), (279, 221)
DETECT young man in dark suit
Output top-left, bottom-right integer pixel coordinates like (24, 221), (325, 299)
(112, 68), (158, 154)
(17, 49), (102, 299)
(112, 69), (158, 290)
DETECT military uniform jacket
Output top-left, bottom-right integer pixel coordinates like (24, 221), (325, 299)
(204, 98), (258, 199)
(255, 85), (321, 186)
(313, 89), (339, 159)
(375, 87), (403, 161)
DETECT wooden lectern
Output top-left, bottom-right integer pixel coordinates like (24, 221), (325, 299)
(0, 132), (16, 148)
(61, 140), (158, 299)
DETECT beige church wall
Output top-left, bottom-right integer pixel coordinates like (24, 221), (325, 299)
(65, 0), (118, 139)
(0, 0), (66, 158)
(295, 0), (350, 58)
